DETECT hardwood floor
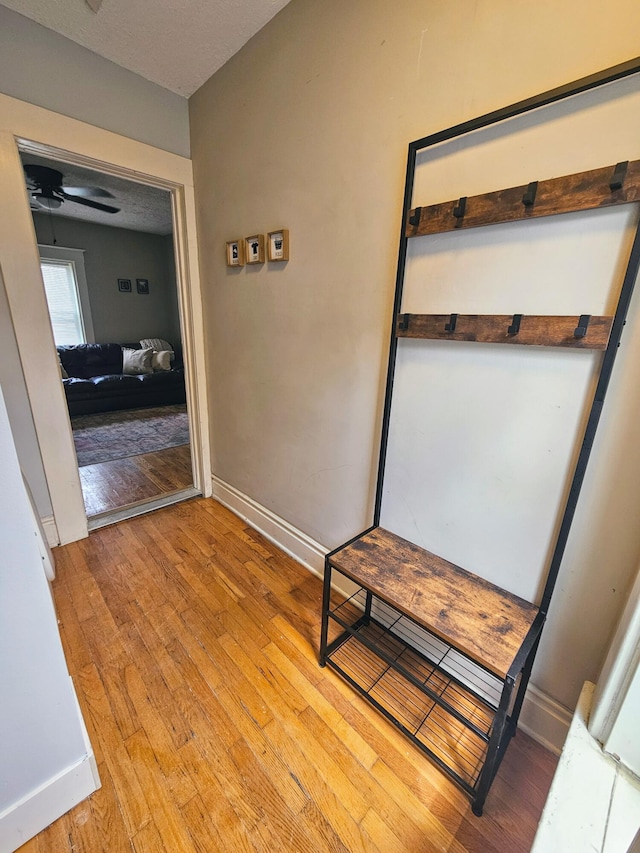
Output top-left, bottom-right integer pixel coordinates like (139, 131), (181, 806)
(79, 444), (193, 516)
(20, 498), (557, 852)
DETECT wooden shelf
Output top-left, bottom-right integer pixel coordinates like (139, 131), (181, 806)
(395, 313), (613, 349)
(329, 527), (539, 679)
(406, 159), (640, 237)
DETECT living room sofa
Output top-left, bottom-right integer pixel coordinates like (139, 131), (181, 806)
(57, 342), (186, 416)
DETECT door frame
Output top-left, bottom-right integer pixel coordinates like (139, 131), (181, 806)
(0, 93), (211, 544)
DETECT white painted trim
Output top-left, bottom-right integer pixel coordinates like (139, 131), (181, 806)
(210, 474), (571, 753)
(87, 486), (201, 531)
(590, 563), (640, 758)
(532, 681), (640, 853)
(0, 135), (87, 545)
(0, 754), (97, 852)
(41, 515), (59, 548)
(0, 679), (99, 853)
(211, 474), (326, 577)
(0, 92), (211, 544)
(518, 682), (572, 755)
(170, 183), (211, 498)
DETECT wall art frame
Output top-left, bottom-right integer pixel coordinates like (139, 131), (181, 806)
(226, 239), (245, 267)
(245, 234), (265, 264)
(268, 229), (289, 262)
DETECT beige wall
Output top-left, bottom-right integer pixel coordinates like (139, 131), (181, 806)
(189, 0), (640, 714)
(33, 214), (181, 346)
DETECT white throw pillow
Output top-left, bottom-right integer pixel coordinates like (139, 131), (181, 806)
(122, 347), (153, 375)
(140, 338), (174, 361)
(151, 350), (172, 372)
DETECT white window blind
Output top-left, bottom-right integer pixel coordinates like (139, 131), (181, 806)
(40, 260), (86, 346)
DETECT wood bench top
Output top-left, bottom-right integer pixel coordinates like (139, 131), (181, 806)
(329, 527), (540, 679)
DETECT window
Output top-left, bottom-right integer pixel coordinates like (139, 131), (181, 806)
(41, 260), (85, 345)
(39, 246), (94, 346)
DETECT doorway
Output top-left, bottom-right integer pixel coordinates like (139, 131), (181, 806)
(19, 145), (200, 527)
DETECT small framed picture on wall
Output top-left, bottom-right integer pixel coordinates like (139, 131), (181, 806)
(136, 278), (150, 294)
(245, 234), (265, 265)
(118, 278), (132, 292)
(268, 229), (289, 262)
(226, 239), (245, 267)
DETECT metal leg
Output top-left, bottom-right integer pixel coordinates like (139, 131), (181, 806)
(319, 557), (333, 666)
(510, 634), (542, 732)
(363, 590), (373, 625)
(472, 677), (515, 816)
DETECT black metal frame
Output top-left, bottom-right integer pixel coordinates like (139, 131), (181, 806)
(320, 55), (640, 816)
(375, 54), (640, 526)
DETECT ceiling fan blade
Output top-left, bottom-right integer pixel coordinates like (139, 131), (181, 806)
(61, 192), (120, 214)
(85, 0), (103, 12)
(25, 164), (63, 183)
(63, 186), (115, 199)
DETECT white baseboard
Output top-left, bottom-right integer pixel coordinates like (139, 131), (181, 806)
(0, 678), (100, 852)
(41, 515), (59, 548)
(210, 475), (572, 754)
(518, 682), (572, 755)
(0, 755), (98, 852)
(211, 474), (326, 577)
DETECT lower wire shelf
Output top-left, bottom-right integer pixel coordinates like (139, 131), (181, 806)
(326, 614), (498, 792)
(321, 578), (529, 809)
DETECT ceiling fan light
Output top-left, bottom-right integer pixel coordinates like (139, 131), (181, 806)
(35, 195), (62, 210)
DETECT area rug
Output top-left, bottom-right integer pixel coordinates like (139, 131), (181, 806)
(71, 404), (189, 467)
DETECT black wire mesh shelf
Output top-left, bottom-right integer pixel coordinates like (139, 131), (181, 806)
(324, 584), (516, 792)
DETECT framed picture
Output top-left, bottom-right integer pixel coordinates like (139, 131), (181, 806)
(118, 278), (132, 292)
(245, 234), (265, 265)
(136, 278), (150, 294)
(226, 239), (245, 267)
(268, 229), (289, 262)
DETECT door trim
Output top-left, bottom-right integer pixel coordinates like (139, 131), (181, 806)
(0, 93), (211, 544)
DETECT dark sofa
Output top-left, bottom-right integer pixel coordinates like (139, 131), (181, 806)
(58, 342), (186, 416)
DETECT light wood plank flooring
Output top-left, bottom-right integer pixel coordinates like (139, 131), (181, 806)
(20, 498), (557, 852)
(79, 444), (192, 516)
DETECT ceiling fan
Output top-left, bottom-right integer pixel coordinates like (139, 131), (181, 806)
(24, 164), (120, 214)
(85, 0), (103, 12)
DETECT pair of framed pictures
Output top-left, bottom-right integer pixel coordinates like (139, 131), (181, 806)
(226, 230), (289, 267)
(118, 278), (149, 294)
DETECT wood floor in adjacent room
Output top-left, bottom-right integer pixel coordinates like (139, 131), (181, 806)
(20, 498), (557, 852)
(79, 444), (193, 516)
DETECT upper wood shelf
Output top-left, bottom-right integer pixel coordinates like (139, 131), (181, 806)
(328, 527), (540, 679)
(406, 159), (640, 237)
(396, 313), (613, 349)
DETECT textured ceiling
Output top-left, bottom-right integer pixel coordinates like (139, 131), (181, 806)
(21, 152), (173, 235)
(0, 0), (291, 97)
